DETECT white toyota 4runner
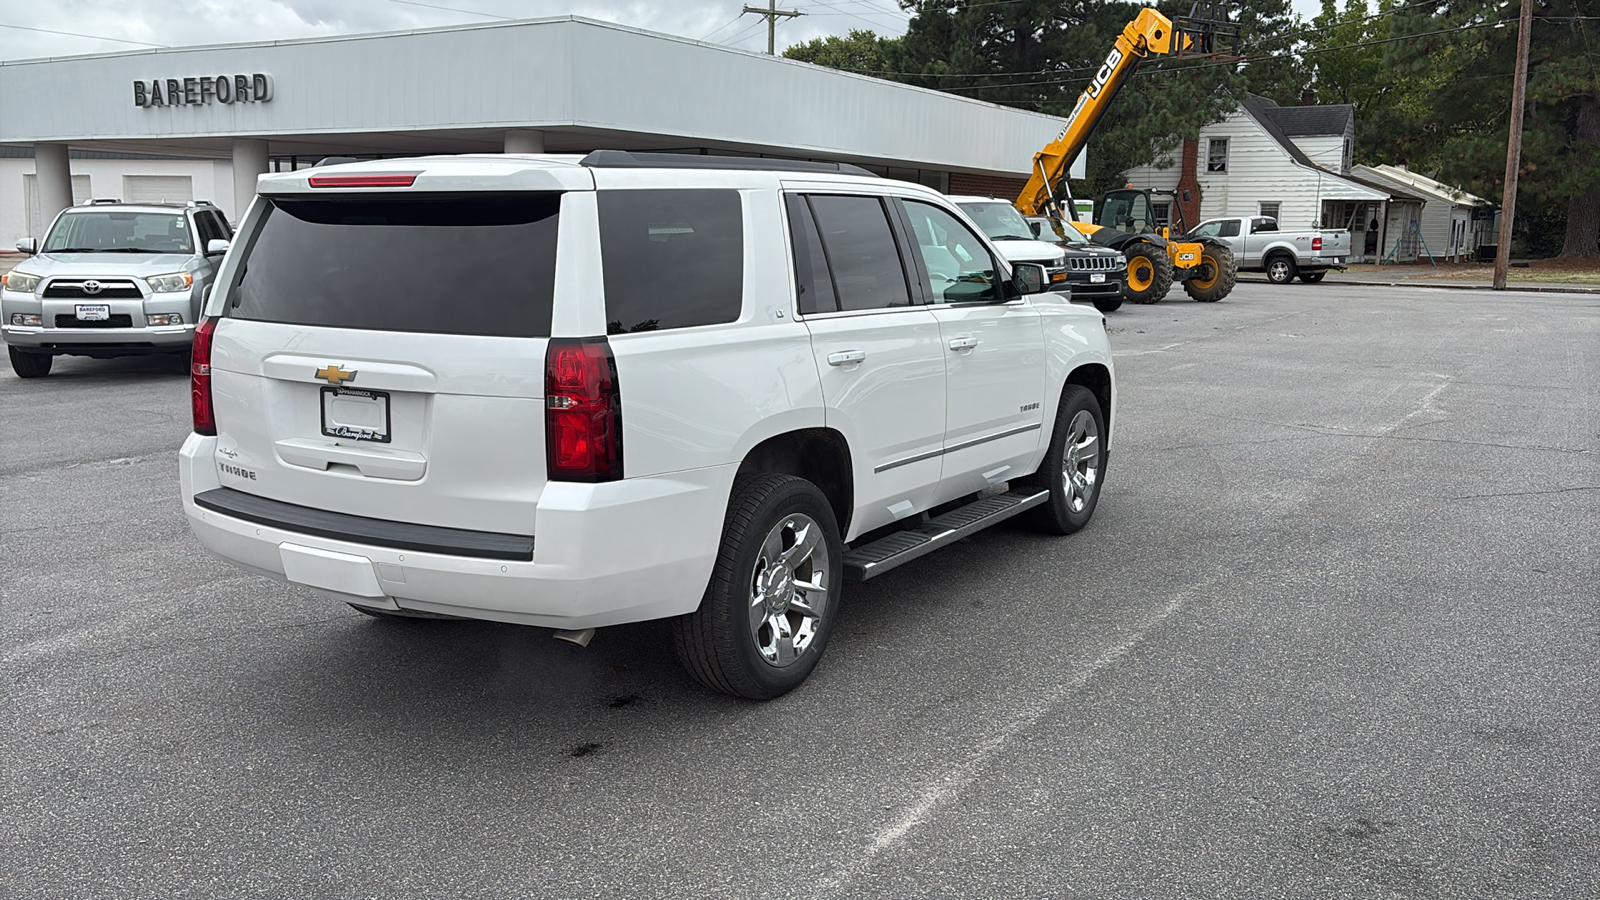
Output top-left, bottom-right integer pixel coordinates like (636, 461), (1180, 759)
(180, 152), (1116, 699)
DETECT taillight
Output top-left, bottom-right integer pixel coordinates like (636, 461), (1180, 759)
(1312, 236), (1323, 251)
(545, 338), (622, 482)
(192, 317), (217, 435)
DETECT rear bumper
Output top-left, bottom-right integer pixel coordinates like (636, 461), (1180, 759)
(180, 433), (731, 629)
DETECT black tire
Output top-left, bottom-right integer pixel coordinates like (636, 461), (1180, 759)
(1092, 295), (1124, 312)
(673, 474), (843, 700)
(1265, 253), (1298, 285)
(1122, 243), (1173, 304)
(1018, 385), (1107, 535)
(1183, 244), (1238, 302)
(9, 346), (52, 378)
(1298, 271), (1326, 283)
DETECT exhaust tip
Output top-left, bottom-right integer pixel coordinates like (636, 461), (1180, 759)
(552, 627), (596, 648)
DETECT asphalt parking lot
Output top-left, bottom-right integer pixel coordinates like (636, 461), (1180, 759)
(3, 281), (1596, 898)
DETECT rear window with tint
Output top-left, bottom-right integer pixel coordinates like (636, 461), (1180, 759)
(598, 190), (743, 334)
(228, 193), (560, 338)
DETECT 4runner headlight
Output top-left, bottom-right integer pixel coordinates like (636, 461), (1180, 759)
(1, 271), (41, 293)
(147, 272), (194, 293)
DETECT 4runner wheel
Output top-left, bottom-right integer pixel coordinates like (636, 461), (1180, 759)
(1298, 271), (1326, 283)
(1122, 243), (1173, 304)
(1183, 244), (1237, 302)
(1092, 295), (1124, 312)
(1019, 385), (1106, 535)
(1265, 253), (1298, 285)
(673, 474), (843, 700)
(9, 346), (52, 378)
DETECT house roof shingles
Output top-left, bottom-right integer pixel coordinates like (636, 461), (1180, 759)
(1260, 102), (1355, 137)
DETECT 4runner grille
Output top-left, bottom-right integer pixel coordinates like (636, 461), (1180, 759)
(44, 281), (143, 299)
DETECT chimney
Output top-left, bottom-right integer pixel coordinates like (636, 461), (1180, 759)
(1175, 137), (1203, 230)
(1301, 89), (1317, 106)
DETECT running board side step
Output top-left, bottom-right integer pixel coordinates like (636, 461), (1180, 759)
(842, 488), (1049, 581)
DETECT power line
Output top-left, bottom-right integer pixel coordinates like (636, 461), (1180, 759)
(385, 0), (513, 19)
(0, 21), (165, 47)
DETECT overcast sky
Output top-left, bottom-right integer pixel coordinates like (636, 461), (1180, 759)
(0, 0), (1327, 64)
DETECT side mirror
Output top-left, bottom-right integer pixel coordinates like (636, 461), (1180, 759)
(206, 239), (230, 256)
(16, 237), (36, 254)
(1028, 221), (1043, 238)
(1012, 262), (1049, 295)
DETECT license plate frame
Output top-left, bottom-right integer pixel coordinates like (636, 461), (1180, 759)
(75, 304), (111, 321)
(321, 386), (392, 444)
(1090, 273), (1106, 284)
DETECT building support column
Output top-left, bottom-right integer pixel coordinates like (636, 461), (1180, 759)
(504, 129), (545, 154)
(33, 143), (74, 231)
(231, 138), (269, 225)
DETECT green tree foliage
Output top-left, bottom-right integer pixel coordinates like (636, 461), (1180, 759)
(782, 29), (902, 72)
(1384, 0), (1600, 256)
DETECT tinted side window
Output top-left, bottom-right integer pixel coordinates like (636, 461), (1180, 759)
(230, 193), (559, 338)
(194, 212), (223, 249)
(1217, 220), (1241, 238)
(785, 195), (838, 315)
(598, 189), (743, 334)
(806, 195), (913, 311)
(902, 201), (1001, 303)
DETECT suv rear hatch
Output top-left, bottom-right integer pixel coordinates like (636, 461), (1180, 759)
(207, 184), (572, 536)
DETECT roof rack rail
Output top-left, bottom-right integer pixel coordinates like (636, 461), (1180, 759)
(85, 198), (122, 205)
(579, 150), (878, 178)
(314, 156), (360, 167)
(187, 200), (216, 207)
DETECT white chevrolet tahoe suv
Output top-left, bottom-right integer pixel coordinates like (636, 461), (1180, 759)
(180, 152), (1115, 699)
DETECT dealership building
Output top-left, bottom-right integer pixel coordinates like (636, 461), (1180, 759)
(0, 16), (1078, 243)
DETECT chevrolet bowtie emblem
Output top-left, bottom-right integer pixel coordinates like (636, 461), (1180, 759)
(315, 364), (357, 385)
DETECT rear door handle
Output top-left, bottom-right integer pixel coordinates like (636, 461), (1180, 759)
(827, 350), (867, 366)
(948, 336), (979, 351)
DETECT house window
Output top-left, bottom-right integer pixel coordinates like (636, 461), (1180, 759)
(1258, 201), (1281, 223)
(1207, 138), (1229, 173)
(1151, 201), (1171, 227)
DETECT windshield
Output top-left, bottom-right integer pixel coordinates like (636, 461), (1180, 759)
(1056, 219), (1092, 244)
(957, 201), (1035, 241)
(42, 211), (193, 254)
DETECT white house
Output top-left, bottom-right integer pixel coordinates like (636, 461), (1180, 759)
(1352, 164), (1497, 262)
(1125, 94), (1414, 263)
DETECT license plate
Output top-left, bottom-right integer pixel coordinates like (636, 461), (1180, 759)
(75, 304), (110, 321)
(321, 387), (391, 444)
(1090, 273), (1106, 283)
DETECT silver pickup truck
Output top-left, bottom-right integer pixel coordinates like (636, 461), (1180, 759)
(1188, 216), (1350, 285)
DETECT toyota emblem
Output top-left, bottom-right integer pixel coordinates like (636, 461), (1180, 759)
(81, 280), (103, 295)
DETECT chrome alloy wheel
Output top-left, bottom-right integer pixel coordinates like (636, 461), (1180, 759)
(1061, 410), (1102, 514)
(1268, 258), (1293, 283)
(748, 513), (830, 668)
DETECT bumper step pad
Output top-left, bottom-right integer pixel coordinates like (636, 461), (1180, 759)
(842, 488), (1049, 581)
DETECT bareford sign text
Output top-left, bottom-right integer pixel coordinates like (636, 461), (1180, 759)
(134, 74), (274, 107)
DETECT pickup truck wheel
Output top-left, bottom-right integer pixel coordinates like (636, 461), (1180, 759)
(1266, 254), (1298, 285)
(673, 474), (842, 700)
(1019, 385), (1106, 535)
(1092, 296), (1123, 312)
(1298, 271), (1326, 283)
(1183, 245), (1237, 302)
(9, 346), (52, 378)
(1122, 244), (1173, 304)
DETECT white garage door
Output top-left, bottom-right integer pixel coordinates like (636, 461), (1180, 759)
(123, 175), (193, 206)
(23, 173), (92, 238)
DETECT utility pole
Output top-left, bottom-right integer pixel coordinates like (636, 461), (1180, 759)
(742, 0), (802, 55)
(1493, 0), (1534, 291)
